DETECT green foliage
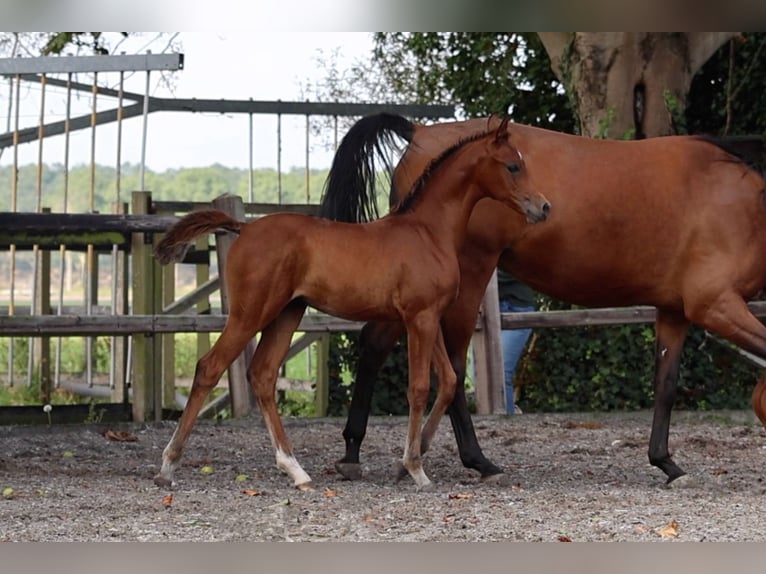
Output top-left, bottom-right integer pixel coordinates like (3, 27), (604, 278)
(518, 308), (759, 413)
(0, 163), (330, 213)
(41, 33), (127, 56)
(687, 33), (766, 135)
(372, 33), (574, 129)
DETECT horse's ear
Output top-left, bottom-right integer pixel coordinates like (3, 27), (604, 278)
(494, 116), (510, 143)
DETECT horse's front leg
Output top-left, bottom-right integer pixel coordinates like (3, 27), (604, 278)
(335, 320), (405, 480)
(648, 309), (690, 483)
(400, 313), (441, 490)
(154, 319), (257, 487)
(249, 301), (313, 490)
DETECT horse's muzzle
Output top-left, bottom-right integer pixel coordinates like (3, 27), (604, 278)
(526, 200), (551, 223)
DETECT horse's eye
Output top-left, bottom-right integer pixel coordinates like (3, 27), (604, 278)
(507, 163), (520, 174)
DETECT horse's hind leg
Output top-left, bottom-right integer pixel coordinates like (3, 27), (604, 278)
(687, 291), (766, 416)
(648, 309), (690, 484)
(247, 300), (313, 489)
(154, 318), (258, 487)
(653, 290), (766, 484)
(442, 316), (504, 480)
(336, 320), (405, 480)
(420, 328), (457, 455)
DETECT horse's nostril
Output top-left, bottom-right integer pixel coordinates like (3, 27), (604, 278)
(542, 202), (551, 215)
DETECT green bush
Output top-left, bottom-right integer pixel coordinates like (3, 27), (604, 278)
(515, 299), (759, 413)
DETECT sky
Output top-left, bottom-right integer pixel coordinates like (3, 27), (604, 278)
(0, 32), (376, 173)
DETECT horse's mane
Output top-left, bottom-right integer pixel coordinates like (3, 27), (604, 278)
(694, 134), (766, 175)
(389, 128), (493, 215)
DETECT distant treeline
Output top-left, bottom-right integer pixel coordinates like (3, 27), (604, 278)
(0, 163), (333, 213)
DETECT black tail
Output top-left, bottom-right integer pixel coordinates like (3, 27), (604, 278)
(318, 113), (415, 223)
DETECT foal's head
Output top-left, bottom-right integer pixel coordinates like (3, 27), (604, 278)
(478, 116), (551, 223)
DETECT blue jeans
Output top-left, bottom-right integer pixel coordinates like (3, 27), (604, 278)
(499, 300), (534, 414)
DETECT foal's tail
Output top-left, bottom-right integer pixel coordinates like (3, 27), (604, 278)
(154, 209), (241, 265)
(318, 113), (415, 223)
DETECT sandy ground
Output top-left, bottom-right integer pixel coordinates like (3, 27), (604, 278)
(1, 409), (765, 541)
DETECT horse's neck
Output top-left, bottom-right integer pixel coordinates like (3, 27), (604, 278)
(409, 166), (482, 252)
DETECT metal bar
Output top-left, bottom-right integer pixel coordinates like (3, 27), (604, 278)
(27, 73), (48, 386)
(139, 69), (151, 191)
(7, 73), (21, 386)
(16, 73), (146, 102)
(0, 53), (184, 75)
(0, 101), (148, 149)
(54, 72), (73, 388)
(248, 111), (254, 203)
(305, 115), (310, 202)
(0, 98), (452, 150)
(151, 98), (454, 118)
(277, 113), (282, 203)
(110, 71), (125, 392)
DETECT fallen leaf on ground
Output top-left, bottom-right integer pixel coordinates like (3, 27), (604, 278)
(2, 487), (14, 498)
(162, 494), (173, 507)
(200, 465), (214, 475)
(324, 489), (337, 497)
(448, 493), (475, 500)
(562, 420), (604, 430)
(558, 536), (572, 542)
(62, 451), (74, 458)
(657, 520), (679, 539)
(242, 489), (261, 496)
(103, 430), (138, 442)
(235, 474), (248, 482)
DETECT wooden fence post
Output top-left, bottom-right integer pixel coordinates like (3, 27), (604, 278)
(212, 194), (255, 418)
(131, 191), (162, 422)
(34, 211), (52, 402)
(314, 335), (330, 417)
(472, 271), (506, 415)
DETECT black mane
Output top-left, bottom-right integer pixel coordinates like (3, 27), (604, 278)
(389, 128), (493, 215)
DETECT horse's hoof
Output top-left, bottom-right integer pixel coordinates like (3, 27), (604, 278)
(153, 474), (173, 488)
(334, 461), (363, 481)
(663, 472), (698, 489)
(296, 481), (314, 491)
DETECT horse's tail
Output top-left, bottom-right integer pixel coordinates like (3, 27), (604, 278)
(318, 113), (415, 223)
(154, 209), (241, 265)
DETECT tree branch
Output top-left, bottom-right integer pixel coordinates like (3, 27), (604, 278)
(537, 32), (572, 82)
(687, 32), (739, 76)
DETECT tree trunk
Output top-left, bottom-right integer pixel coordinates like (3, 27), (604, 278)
(538, 32), (738, 138)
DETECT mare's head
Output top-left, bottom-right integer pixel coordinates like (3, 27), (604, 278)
(476, 116), (550, 223)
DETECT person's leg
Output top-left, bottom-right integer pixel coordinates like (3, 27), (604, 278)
(499, 301), (534, 414)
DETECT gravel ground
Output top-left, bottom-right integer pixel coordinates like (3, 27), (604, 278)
(1, 409), (765, 542)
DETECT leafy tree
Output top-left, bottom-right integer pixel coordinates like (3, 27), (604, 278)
(319, 33), (766, 414)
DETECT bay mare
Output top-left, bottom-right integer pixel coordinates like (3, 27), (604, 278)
(319, 113), (766, 484)
(152, 118), (550, 490)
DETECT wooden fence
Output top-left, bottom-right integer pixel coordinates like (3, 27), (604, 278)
(6, 187), (766, 424)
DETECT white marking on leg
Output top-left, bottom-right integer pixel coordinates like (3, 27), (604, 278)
(402, 442), (431, 489)
(276, 448), (312, 489)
